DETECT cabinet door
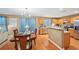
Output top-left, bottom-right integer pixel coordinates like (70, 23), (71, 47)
(38, 18), (44, 25)
(53, 19), (58, 24)
(64, 32), (70, 49)
(58, 19), (64, 24)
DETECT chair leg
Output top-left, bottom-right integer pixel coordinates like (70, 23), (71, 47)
(28, 40), (32, 50)
(34, 39), (36, 45)
(29, 40), (32, 49)
(14, 40), (17, 50)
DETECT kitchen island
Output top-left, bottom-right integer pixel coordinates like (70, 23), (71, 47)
(46, 27), (70, 50)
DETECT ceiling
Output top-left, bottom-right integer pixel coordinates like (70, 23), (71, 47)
(0, 8), (79, 17)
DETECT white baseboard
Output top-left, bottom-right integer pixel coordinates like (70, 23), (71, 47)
(48, 39), (63, 50)
(0, 39), (8, 48)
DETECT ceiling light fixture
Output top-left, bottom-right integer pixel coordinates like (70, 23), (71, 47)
(23, 8), (32, 18)
(59, 8), (64, 11)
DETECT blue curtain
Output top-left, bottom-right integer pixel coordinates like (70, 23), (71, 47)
(44, 19), (51, 26)
(28, 18), (36, 32)
(0, 16), (7, 32)
(19, 17), (36, 32)
(19, 17), (28, 32)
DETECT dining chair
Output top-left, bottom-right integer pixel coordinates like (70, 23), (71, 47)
(15, 35), (32, 50)
(10, 29), (19, 49)
(13, 29), (19, 49)
(30, 29), (37, 45)
(13, 29), (18, 36)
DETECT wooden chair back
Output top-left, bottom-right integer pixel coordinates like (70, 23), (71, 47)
(13, 29), (18, 36)
(35, 28), (37, 35)
(19, 36), (27, 50)
(15, 35), (32, 50)
(13, 29), (19, 50)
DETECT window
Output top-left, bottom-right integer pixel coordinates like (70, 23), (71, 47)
(9, 18), (16, 26)
(0, 16), (7, 32)
(44, 19), (51, 26)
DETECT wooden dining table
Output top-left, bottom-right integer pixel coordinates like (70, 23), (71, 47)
(10, 33), (33, 50)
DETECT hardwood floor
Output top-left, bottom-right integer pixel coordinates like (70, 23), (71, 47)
(68, 37), (79, 50)
(0, 40), (15, 50)
(0, 34), (79, 50)
(32, 35), (59, 50)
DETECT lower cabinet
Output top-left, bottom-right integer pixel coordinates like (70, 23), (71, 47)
(63, 32), (70, 49)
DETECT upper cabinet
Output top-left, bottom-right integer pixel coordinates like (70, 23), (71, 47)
(58, 18), (64, 24)
(38, 18), (44, 25)
(52, 19), (58, 24)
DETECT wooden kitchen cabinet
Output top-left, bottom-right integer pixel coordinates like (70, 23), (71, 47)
(63, 31), (70, 49)
(39, 28), (47, 35)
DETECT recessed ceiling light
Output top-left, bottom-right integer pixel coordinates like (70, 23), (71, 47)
(74, 11), (79, 13)
(59, 8), (66, 12)
(25, 8), (28, 10)
(59, 8), (64, 11)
